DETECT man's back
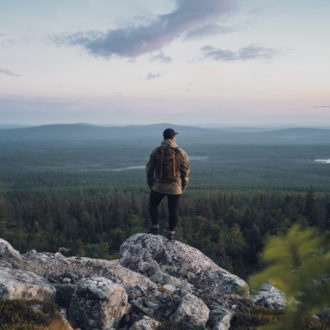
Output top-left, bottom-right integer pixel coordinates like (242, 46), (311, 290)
(146, 138), (190, 195)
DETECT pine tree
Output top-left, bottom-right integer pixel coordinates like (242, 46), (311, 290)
(249, 225), (330, 329)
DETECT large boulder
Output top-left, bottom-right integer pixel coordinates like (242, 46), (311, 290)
(0, 238), (22, 264)
(0, 266), (55, 300)
(120, 234), (247, 297)
(68, 276), (129, 330)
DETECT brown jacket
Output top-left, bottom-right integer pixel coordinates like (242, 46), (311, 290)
(146, 139), (190, 195)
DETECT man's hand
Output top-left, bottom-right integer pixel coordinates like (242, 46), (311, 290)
(148, 184), (153, 190)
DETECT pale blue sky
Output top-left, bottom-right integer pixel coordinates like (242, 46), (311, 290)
(0, 0), (330, 126)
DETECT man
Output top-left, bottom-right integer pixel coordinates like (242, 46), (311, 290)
(146, 128), (190, 240)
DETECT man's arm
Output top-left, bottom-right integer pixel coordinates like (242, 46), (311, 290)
(146, 149), (157, 189)
(180, 150), (190, 190)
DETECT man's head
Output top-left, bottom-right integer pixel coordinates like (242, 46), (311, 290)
(163, 128), (178, 140)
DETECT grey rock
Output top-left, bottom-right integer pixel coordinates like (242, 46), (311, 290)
(68, 276), (129, 330)
(129, 285), (181, 321)
(0, 238), (22, 262)
(120, 234), (247, 296)
(253, 283), (286, 309)
(62, 277), (71, 284)
(150, 269), (194, 292)
(0, 266), (55, 300)
(131, 297), (158, 317)
(208, 305), (233, 330)
(126, 284), (147, 301)
(129, 315), (159, 330)
(0, 236), (256, 330)
(162, 284), (177, 293)
(0, 260), (12, 268)
(170, 292), (210, 329)
(20, 251), (156, 293)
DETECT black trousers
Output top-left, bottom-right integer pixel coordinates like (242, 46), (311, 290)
(149, 190), (180, 231)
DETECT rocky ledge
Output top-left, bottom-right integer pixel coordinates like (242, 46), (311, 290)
(0, 234), (284, 330)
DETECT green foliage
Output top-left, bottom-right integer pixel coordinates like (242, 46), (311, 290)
(0, 299), (60, 330)
(84, 241), (110, 259)
(249, 225), (330, 330)
(1, 186), (330, 278)
(230, 305), (282, 329)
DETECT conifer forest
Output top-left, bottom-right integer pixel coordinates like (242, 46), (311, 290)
(1, 130), (329, 280)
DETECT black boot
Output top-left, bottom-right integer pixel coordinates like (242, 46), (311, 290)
(167, 230), (175, 240)
(150, 224), (159, 235)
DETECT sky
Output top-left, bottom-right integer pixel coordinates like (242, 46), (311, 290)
(0, 0), (330, 127)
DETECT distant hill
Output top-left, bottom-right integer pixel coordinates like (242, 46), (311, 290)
(0, 124), (31, 129)
(1, 123), (330, 145)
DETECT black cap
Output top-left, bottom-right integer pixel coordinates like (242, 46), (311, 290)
(163, 128), (179, 139)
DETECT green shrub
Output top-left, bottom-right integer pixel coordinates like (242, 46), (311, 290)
(0, 299), (63, 330)
(249, 225), (330, 330)
(230, 305), (282, 329)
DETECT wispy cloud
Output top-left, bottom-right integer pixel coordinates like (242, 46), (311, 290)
(150, 51), (172, 63)
(53, 0), (234, 59)
(201, 44), (279, 61)
(0, 33), (14, 45)
(146, 72), (162, 80)
(184, 23), (239, 39)
(313, 105), (330, 109)
(0, 68), (20, 77)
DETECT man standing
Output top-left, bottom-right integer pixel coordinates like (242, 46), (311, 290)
(146, 128), (190, 240)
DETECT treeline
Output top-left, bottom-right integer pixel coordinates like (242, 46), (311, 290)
(0, 186), (329, 278)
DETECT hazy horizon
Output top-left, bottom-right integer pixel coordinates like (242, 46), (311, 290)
(1, 121), (330, 130)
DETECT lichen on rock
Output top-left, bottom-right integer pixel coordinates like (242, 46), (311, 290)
(68, 276), (129, 330)
(120, 233), (248, 296)
(0, 266), (56, 301)
(252, 283), (286, 310)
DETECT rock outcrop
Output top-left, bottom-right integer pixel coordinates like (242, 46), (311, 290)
(0, 234), (284, 329)
(0, 266), (56, 300)
(0, 238), (22, 266)
(120, 234), (247, 296)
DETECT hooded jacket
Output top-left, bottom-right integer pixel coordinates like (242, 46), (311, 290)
(146, 139), (190, 195)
